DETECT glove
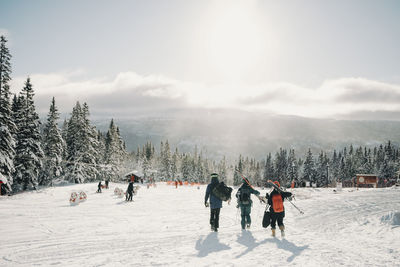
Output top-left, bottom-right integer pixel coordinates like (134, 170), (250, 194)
(205, 202), (209, 207)
(236, 204), (239, 208)
(265, 193), (269, 198)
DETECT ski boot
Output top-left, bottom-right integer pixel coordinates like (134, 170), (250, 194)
(246, 223), (251, 229)
(271, 228), (276, 237)
(279, 225), (285, 237)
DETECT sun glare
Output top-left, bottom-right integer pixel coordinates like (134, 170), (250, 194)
(204, 1), (266, 82)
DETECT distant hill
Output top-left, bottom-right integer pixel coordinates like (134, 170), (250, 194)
(92, 109), (400, 160)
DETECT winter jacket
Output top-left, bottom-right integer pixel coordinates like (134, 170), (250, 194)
(127, 182), (134, 193)
(267, 189), (292, 213)
(205, 177), (223, 209)
(236, 183), (260, 206)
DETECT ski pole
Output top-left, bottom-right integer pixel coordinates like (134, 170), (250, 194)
(288, 199), (304, 214)
(267, 179), (305, 215)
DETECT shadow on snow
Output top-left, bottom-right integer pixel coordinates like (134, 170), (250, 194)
(235, 230), (268, 258)
(195, 232), (231, 257)
(266, 237), (309, 262)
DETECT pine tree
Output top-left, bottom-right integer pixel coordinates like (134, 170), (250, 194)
(13, 78), (44, 190)
(264, 153), (275, 185)
(0, 35), (15, 187)
(160, 140), (172, 180)
(40, 97), (64, 185)
(65, 102), (99, 183)
(303, 149), (315, 185)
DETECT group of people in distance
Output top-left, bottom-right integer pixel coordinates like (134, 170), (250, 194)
(204, 173), (292, 237)
(97, 180), (110, 193)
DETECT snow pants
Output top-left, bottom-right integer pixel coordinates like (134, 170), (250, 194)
(126, 191), (133, 201)
(210, 208), (220, 229)
(270, 211), (285, 229)
(240, 204), (252, 229)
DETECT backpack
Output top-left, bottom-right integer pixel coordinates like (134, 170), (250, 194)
(212, 182), (233, 201)
(239, 187), (251, 204)
(272, 193), (284, 212)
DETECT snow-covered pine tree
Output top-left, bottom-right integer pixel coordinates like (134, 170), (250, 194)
(13, 78), (44, 190)
(40, 97), (64, 186)
(302, 149), (316, 185)
(218, 156), (227, 184)
(287, 149), (298, 185)
(104, 119), (127, 181)
(171, 147), (179, 180)
(274, 148), (288, 186)
(65, 102), (99, 183)
(0, 35), (15, 188)
(233, 155), (243, 186)
(264, 153), (275, 186)
(160, 140), (172, 180)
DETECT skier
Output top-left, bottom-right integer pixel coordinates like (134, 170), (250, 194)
(97, 181), (102, 193)
(204, 173), (222, 232)
(236, 179), (260, 230)
(105, 179), (109, 189)
(126, 181), (134, 201)
(267, 181), (292, 237)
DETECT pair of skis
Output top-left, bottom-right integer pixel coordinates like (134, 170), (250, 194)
(235, 169), (304, 214)
(236, 169), (266, 204)
(266, 179), (304, 215)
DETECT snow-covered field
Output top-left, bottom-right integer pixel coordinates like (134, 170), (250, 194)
(1, 183), (399, 266)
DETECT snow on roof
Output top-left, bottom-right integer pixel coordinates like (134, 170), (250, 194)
(125, 170), (143, 177)
(356, 174), (378, 177)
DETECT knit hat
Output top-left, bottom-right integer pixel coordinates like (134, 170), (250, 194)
(211, 173), (219, 179)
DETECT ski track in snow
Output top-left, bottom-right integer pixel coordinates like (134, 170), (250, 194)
(0, 183), (399, 266)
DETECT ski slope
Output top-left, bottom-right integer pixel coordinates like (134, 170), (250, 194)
(1, 183), (399, 266)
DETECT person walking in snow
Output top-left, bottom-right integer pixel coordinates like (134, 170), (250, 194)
(97, 181), (102, 193)
(105, 179), (109, 189)
(236, 179), (260, 230)
(204, 173), (223, 232)
(126, 181), (134, 201)
(267, 181), (292, 237)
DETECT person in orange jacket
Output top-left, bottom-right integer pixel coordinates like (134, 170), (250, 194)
(267, 181), (292, 237)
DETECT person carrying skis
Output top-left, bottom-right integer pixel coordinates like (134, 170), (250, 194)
(204, 173), (223, 232)
(267, 181), (292, 237)
(236, 179), (260, 230)
(97, 181), (102, 193)
(126, 181), (134, 201)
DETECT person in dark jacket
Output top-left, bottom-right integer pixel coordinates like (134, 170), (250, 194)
(97, 181), (102, 193)
(105, 179), (109, 189)
(204, 173), (223, 232)
(126, 181), (134, 201)
(236, 181), (260, 230)
(267, 181), (292, 237)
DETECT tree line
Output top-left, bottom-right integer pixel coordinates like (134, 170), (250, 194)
(1, 35), (399, 192)
(0, 36), (128, 192)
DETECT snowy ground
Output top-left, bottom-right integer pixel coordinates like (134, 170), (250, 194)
(1, 183), (399, 266)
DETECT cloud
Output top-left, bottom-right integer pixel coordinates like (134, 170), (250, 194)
(10, 71), (400, 120)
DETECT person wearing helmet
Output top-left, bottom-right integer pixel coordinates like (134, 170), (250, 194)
(267, 181), (292, 237)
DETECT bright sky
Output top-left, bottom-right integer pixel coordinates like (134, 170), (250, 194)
(1, 0), (400, 119)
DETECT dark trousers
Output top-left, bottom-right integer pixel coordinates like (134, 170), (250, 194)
(126, 191), (133, 201)
(210, 208), (220, 229)
(97, 187), (102, 193)
(270, 211), (284, 229)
